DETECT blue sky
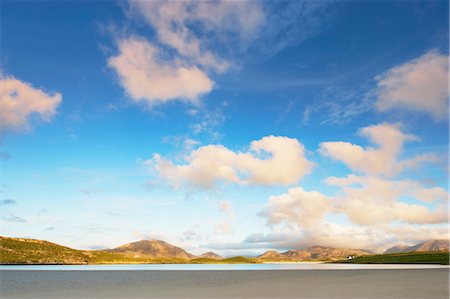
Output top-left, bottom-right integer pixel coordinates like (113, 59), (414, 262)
(0, 0), (448, 255)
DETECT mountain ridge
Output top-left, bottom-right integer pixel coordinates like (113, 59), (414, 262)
(1, 236), (448, 264)
(384, 240), (449, 254)
(258, 246), (373, 262)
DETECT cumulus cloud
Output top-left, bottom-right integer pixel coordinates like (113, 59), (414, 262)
(108, 37), (213, 105)
(326, 175), (448, 226)
(0, 76), (62, 133)
(259, 187), (331, 229)
(319, 123), (436, 176)
(256, 175), (447, 251)
(148, 136), (313, 189)
(257, 176), (447, 235)
(374, 50), (449, 120)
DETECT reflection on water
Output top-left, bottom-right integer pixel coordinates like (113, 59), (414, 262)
(1, 263), (448, 271)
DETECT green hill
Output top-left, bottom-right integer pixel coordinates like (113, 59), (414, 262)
(0, 236), (259, 265)
(335, 251), (449, 265)
(0, 237), (179, 264)
(221, 256), (258, 264)
(0, 236), (90, 264)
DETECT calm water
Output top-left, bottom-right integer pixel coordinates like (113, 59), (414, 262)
(1, 267), (449, 299)
(1, 263), (448, 271)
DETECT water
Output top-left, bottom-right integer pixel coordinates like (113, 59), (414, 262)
(1, 267), (448, 299)
(1, 262), (448, 271)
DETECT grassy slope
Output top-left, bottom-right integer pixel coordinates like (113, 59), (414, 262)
(0, 237), (258, 265)
(0, 237), (90, 264)
(335, 251), (449, 265)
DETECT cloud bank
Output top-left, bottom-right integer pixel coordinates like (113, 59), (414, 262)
(255, 123), (448, 252)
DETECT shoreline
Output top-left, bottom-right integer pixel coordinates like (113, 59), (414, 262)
(1, 263), (449, 271)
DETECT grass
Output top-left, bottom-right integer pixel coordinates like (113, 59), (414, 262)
(334, 251), (449, 265)
(221, 256), (259, 264)
(0, 237), (260, 265)
(0, 237), (89, 264)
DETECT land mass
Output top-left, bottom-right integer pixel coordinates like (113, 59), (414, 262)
(0, 236), (448, 265)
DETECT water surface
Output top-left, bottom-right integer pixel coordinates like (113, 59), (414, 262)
(1, 268), (448, 299)
(1, 262), (448, 271)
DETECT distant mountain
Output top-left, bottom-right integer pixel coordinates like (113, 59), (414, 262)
(384, 240), (449, 254)
(258, 246), (371, 262)
(305, 246), (372, 260)
(200, 251), (223, 260)
(107, 240), (196, 259)
(384, 245), (410, 254)
(258, 250), (291, 261)
(283, 250), (312, 260)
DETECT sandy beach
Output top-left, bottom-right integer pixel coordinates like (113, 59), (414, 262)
(1, 269), (449, 299)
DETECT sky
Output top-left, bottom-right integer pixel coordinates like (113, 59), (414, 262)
(0, 0), (448, 256)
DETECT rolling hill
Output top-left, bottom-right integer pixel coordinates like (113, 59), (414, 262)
(2, 236), (448, 265)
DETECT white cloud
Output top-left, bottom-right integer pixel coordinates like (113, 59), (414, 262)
(326, 175), (448, 226)
(108, 38), (213, 105)
(319, 123), (436, 176)
(374, 50), (449, 120)
(256, 176), (447, 251)
(109, 1), (265, 106)
(0, 76), (62, 133)
(259, 187), (331, 229)
(129, 1), (264, 72)
(112, 1), (335, 108)
(148, 136), (313, 189)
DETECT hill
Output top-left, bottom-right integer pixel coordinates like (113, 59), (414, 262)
(258, 246), (371, 262)
(0, 236), (89, 264)
(0, 236), (250, 264)
(107, 240), (196, 259)
(0, 236), (156, 264)
(384, 240), (449, 254)
(306, 245), (372, 260)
